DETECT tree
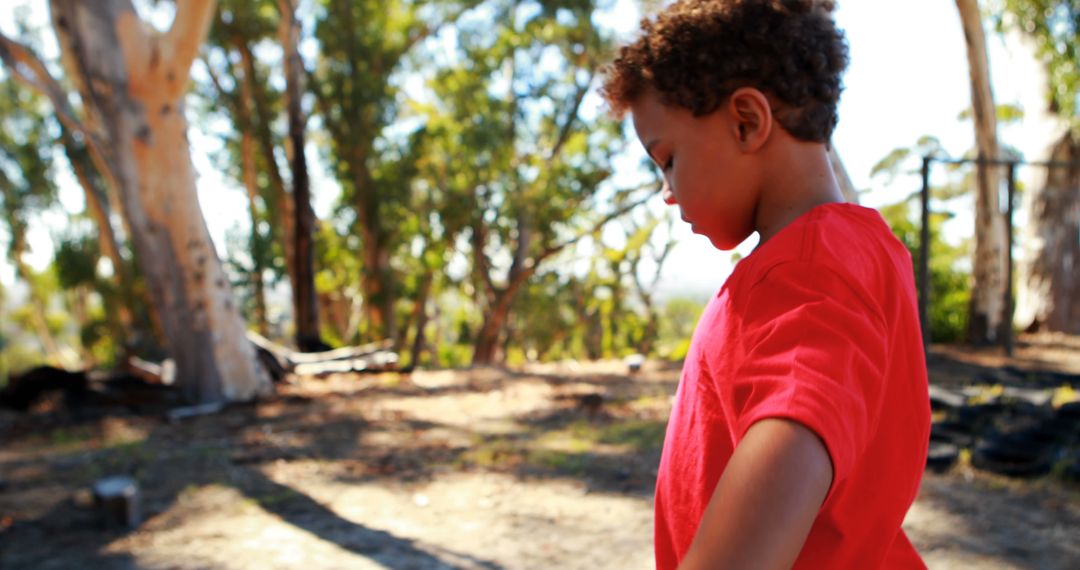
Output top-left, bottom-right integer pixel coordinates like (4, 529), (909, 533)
(277, 0), (323, 351)
(0, 21), (144, 358)
(311, 0), (472, 344)
(873, 135), (982, 343)
(0, 72), (63, 364)
(418, 0), (652, 364)
(623, 213), (676, 356)
(199, 2), (281, 337)
(200, 0), (325, 350)
(6, 0), (270, 403)
(994, 0), (1080, 334)
(956, 0), (1009, 344)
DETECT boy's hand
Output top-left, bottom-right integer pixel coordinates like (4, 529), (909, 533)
(678, 418), (833, 570)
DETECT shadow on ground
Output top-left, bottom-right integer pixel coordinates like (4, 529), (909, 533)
(0, 364), (672, 568)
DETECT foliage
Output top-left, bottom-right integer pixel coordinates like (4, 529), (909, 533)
(0, 72), (58, 263)
(879, 200), (972, 343)
(990, 0), (1079, 128)
(198, 0), (290, 322)
(53, 232), (99, 290)
(312, 216), (362, 345)
(1, 0), (687, 368)
(656, 297), (705, 360)
(508, 271), (579, 360)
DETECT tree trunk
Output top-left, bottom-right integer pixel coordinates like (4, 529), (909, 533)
(408, 274), (433, 368)
(50, 0), (268, 403)
(318, 290), (349, 342)
(472, 275), (531, 365)
(352, 150), (396, 343)
(62, 137), (135, 339)
(69, 286), (95, 366)
(235, 39), (297, 288)
(639, 296), (659, 356)
(472, 302), (509, 365)
(277, 0), (323, 352)
(230, 48), (270, 338)
(1017, 132), (1080, 333)
(240, 129), (269, 336)
(956, 0), (1008, 344)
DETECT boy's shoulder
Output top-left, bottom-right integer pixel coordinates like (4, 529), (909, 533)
(736, 203), (910, 305)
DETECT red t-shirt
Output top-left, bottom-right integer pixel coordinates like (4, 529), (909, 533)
(655, 203), (930, 569)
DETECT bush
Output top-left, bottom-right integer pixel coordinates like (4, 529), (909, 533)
(436, 343), (473, 368)
(879, 201), (970, 343)
(657, 297), (705, 361)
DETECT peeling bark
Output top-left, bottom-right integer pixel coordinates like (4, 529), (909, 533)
(1017, 133), (1080, 333)
(956, 0), (1008, 343)
(48, 0), (268, 403)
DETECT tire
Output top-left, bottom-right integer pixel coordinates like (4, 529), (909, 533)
(953, 403), (1006, 436)
(1063, 458), (1080, 484)
(1025, 419), (1078, 446)
(1056, 401), (1080, 422)
(926, 440), (959, 472)
(971, 433), (1059, 478)
(930, 421), (977, 448)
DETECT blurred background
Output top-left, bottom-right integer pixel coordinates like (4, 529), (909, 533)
(0, 1), (1078, 568)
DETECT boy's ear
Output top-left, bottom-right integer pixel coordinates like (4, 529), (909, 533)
(727, 87), (772, 152)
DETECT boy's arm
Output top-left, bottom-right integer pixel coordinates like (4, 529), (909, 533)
(678, 418), (833, 570)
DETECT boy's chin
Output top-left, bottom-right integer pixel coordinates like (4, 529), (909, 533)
(703, 232), (742, 251)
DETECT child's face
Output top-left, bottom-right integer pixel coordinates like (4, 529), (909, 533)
(630, 89), (760, 250)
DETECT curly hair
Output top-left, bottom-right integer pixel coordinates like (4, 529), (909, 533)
(601, 0), (849, 143)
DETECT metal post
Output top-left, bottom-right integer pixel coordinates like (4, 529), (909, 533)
(1003, 162), (1016, 357)
(919, 156), (932, 353)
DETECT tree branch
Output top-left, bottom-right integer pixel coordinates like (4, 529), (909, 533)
(0, 32), (120, 198)
(534, 183), (658, 272)
(0, 33), (85, 144)
(163, 0), (218, 92)
(548, 72), (593, 161)
(395, 0), (485, 67)
(200, 55), (232, 109)
(471, 219), (499, 300)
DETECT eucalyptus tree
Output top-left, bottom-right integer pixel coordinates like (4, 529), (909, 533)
(0, 20), (142, 358)
(0, 74), (62, 362)
(311, 0), (479, 344)
(994, 0), (1080, 334)
(199, 0), (286, 337)
(199, 0), (324, 348)
(956, 0), (1009, 344)
(421, 0), (653, 364)
(622, 212), (676, 356)
(4, 0), (270, 403)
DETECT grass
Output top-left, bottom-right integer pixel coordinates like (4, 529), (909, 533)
(595, 420), (666, 452)
(455, 417), (666, 478)
(48, 425), (97, 448)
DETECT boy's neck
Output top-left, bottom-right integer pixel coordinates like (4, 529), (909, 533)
(752, 141), (845, 247)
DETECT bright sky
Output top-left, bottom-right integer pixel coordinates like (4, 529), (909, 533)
(0, 0), (1064, 304)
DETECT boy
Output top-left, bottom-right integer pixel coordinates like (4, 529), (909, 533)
(600, 1), (930, 568)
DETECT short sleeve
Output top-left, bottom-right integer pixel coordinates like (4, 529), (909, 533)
(720, 260), (888, 502)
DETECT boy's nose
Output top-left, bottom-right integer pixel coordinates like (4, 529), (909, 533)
(660, 182), (676, 205)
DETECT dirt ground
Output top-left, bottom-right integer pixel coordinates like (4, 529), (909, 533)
(2, 334), (1079, 569)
